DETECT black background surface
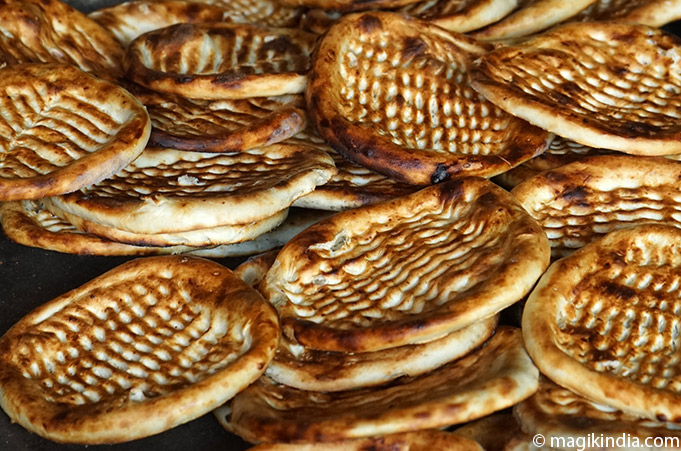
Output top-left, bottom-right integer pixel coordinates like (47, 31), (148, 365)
(1, 9), (681, 451)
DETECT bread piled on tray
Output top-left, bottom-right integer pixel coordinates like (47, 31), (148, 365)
(2, 0), (681, 448)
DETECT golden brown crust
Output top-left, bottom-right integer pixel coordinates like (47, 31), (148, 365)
(572, 0), (681, 27)
(0, 63), (150, 201)
(400, 0), (519, 33)
(249, 430), (484, 450)
(0, 0), (124, 76)
(48, 144), (337, 234)
(523, 224), (681, 423)
(264, 178), (549, 353)
(277, 0), (420, 13)
(511, 155), (681, 257)
(308, 12), (551, 185)
(219, 327), (538, 444)
(0, 256), (280, 444)
(472, 22), (681, 155)
(125, 23), (317, 100)
(206, 0), (304, 28)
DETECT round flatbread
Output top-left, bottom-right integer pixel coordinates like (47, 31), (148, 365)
(0, 0), (124, 76)
(48, 144), (336, 234)
(308, 12), (551, 185)
(472, 0), (596, 40)
(249, 430), (484, 450)
(511, 154), (681, 257)
(132, 87), (306, 153)
(264, 177), (549, 353)
(0, 63), (150, 201)
(472, 22), (681, 155)
(89, 0), (227, 47)
(266, 316), (498, 392)
(572, 0), (681, 28)
(0, 256), (280, 444)
(515, 378), (681, 450)
(125, 22), (317, 100)
(523, 224), (681, 423)
(218, 327), (538, 444)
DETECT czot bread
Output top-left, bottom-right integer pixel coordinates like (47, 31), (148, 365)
(472, 22), (681, 155)
(0, 63), (150, 201)
(0, 256), (280, 444)
(264, 177), (549, 353)
(89, 0), (226, 47)
(308, 12), (551, 185)
(125, 22), (317, 99)
(523, 224), (681, 423)
(48, 144), (336, 234)
(0, 0), (124, 76)
(472, 0), (595, 40)
(511, 155), (681, 257)
(515, 378), (681, 450)
(217, 327), (538, 444)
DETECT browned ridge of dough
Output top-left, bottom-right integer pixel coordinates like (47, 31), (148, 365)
(0, 256), (280, 444)
(308, 12), (551, 185)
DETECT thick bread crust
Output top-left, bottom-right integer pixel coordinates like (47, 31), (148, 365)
(0, 256), (280, 444)
(125, 23), (316, 99)
(265, 178), (549, 353)
(218, 327), (538, 444)
(308, 12), (551, 185)
(523, 225), (681, 423)
(0, 64), (150, 201)
(471, 22), (681, 155)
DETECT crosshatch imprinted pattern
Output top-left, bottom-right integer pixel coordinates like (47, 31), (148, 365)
(6, 268), (248, 406)
(217, 0), (303, 27)
(556, 237), (681, 391)
(336, 30), (517, 155)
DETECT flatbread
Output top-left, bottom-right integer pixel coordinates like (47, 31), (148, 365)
(275, 0), (421, 13)
(265, 316), (498, 392)
(472, 22), (681, 155)
(515, 378), (681, 450)
(43, 199), (289, 247)
(264, 178), (549, 353)
(308, 12), (551, 185)
(217, 327), (538, 443)
(132, 87), (306, 153)
(249, 430), (484, 450)
(125, 22), (317, 99)
(89, 0), (226, 47)
(0, 256), (280, 443)
(48, 144), (336, 234)
(0, 0), (124, 77)
(0, 63), (150, 201)
(472, 0), (596, 40)
(523, 224), (681, 423)
(399, 0), (519, 33)
(511, 154), (681, 257)
(199, 0), (304, 27)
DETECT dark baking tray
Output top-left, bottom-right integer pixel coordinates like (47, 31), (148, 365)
(1, 6), (681, 450)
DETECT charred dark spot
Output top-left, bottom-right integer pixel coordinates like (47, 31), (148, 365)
(261, 36), (294, 55)
(561, 185), (589, 206)
(545, 171), (571, 184)
(357, 14), (382, 33)
(394, 94), (405, 107)
(599, 280), (636, 300)
(430, 163), (451, 184)
(211, 71), (247, 87)
(611, 31), (636, 44)
(611, 65), (628, 75)
(551, 82), (581, 106)
(415, 411), (430, 419)
(439, 179), (465, 200)
(658, 414), (669, 422)
(401, 37), (427, 60)
(618, 121), (661, 137)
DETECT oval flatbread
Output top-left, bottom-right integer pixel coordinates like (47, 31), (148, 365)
(472, 22), (681, 155)
(308, 12), (551, 185)
(523, 224), (681, 423)
(0, 63), (150, 201)
(217, 327), (538, 444)
(125, 22), (317, 99)
(0, 256), (280, 444)
(264, 177), (549, 352)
